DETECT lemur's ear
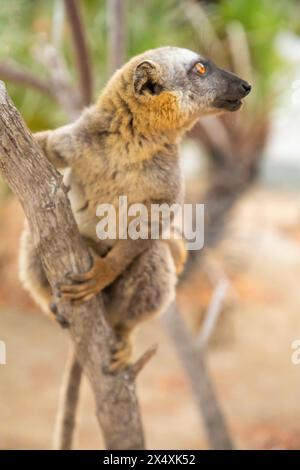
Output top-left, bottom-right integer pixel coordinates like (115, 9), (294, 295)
(133, 60), (163, 96)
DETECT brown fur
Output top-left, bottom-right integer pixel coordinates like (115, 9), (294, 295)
(19, 46), (250, 370)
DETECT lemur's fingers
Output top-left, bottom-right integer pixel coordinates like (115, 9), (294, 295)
(62, 283), (97, 298)
(55, 313), (70, 328)
(62, 255), (116, 300)
(108, 337), (132, 374)
(66, 269), (95, 283)
(76, 293), (95, 303)
(60, 280), (96, 294)
(109, 354), (131, 373)
(49, 301), (58, 315)
(49, 299), (70, 328)
(65, 249), (99, 283)
(71, 292), (97, 303)
(65, 254), (111, 284)
(62, 288), (97, 301)
(61, 277), (111, 301)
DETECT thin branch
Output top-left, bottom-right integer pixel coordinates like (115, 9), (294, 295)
(0, 52), (83, 121)
(129, 344), (158, 380)
(53, 344), (82, 450)
(0, 60), (53, 98)
(162, 302), (234, 450)
(182, 0), (226, 66)
(0, 81), (145, 450)
(107, 0), (127, 75)
(63, 0), (93, 105)
(195, 278), (229, 350)
(52, 0), (65, 48)
(34, 42), (83, 120)
(226, 21), (253, 84)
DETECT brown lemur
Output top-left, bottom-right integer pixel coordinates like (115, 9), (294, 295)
(19, 47), (251, 371)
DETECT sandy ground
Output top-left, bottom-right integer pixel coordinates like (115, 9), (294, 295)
(1, 186), (300, 449)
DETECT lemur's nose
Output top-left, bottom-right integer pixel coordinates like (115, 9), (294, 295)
(241, 81), (251, 96)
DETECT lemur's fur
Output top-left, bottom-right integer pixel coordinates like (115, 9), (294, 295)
(19, 47), (250, 371)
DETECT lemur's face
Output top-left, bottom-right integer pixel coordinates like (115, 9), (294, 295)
(131, 47), (251, 130)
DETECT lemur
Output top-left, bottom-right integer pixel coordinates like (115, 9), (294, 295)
(19, 47), (251, 371)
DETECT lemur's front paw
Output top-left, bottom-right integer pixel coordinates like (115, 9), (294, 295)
(49, 300), (70, 328)
(108, 335), (132, 374)
(59, 254), (116, 302)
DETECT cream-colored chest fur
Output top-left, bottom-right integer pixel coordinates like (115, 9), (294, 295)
(65, 142), (182, 247)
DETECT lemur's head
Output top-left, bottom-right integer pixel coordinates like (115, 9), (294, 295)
(115, 46), (251, 133)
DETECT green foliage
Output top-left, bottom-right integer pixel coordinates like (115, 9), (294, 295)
(0, 0), (70, 129)
(0, 0), (299, 131)
(126, 0), (195, 57)
(84, 0), (195, 87)
(208, 0), (299, 96)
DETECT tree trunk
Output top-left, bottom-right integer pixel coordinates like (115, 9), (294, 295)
(0, 81), (144, 450)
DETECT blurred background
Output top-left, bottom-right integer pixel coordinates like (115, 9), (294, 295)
(1, 0), (300, 450)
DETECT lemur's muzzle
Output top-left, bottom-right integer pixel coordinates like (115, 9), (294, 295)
(213, 69), (252, 111)
(240, 81), (251, 96)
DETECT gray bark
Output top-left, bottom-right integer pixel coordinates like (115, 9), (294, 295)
(0, 81), (144, 450)
(107, 0), (127, 75)
(162, 303), (234, 450)
(53, 344), (82, 449)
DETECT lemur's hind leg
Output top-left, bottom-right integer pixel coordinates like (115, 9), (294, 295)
(19, 223), (68, 327)
(103, 240), (177, 372)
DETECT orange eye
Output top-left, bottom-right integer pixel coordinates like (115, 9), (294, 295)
(195, 62), (207, 75)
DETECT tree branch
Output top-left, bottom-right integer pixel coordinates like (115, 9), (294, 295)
(34, 42), (83, 120)
(162, 302), (234, 450)
(129, 344), (158, 380)
(0, 60), (54, 98)
(63, 0), (93, 105)
(53, 343), (82, 450)
(107, 0), (127, 75)
(195, 278), (229, 350)
(0, 81), (145, 450)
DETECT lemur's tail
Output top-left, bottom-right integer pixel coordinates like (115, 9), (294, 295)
(53, 346), (82, 450)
